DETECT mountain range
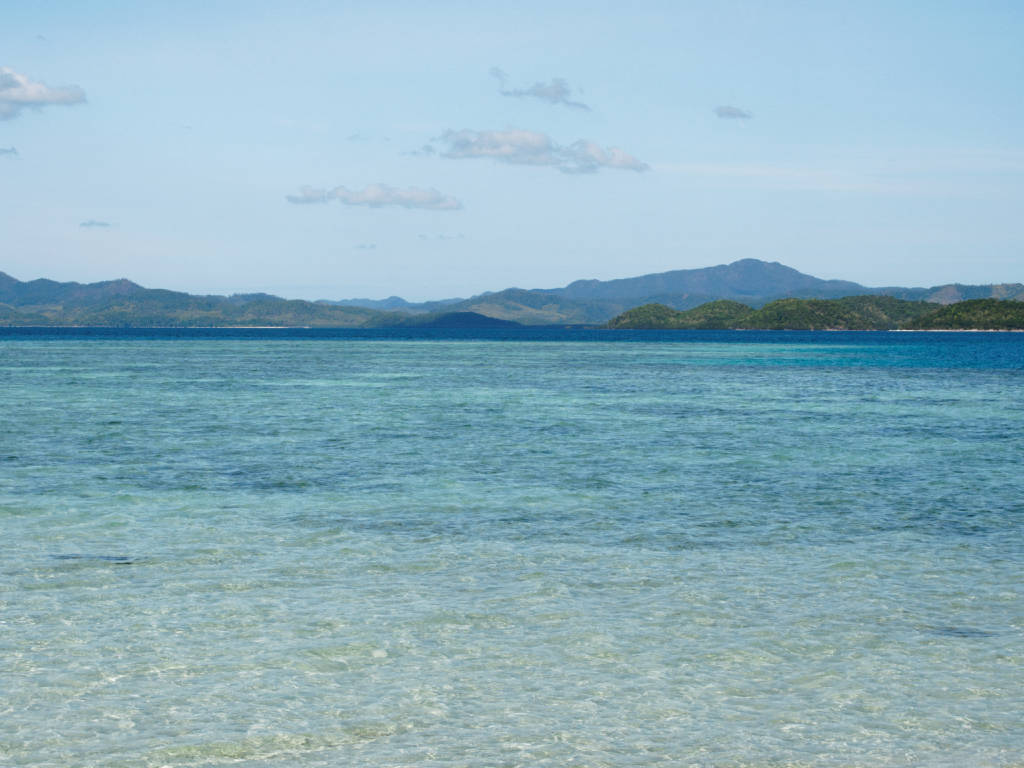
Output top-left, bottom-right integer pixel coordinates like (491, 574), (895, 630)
(321, 259), (1024, 324)
(2, 259), (1021, 327)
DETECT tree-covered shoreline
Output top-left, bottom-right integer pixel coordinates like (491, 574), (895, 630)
(607, 297), (1024, 331)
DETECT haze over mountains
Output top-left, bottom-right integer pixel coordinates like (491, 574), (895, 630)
(2, 259), (1022, 327)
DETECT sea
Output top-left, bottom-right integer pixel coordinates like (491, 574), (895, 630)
(1, 328), (1021, 768)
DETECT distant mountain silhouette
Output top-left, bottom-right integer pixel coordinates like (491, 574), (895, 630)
(0, 273), (146, 307)
(414, 261), (1022, 323)
(0, 271), (387, 327)
(551, 258), (866, 302)
(329, 259), (1023, 324)
(1, 260), (1021, 326)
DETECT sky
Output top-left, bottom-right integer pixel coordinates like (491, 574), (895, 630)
(2, 0), (1022, 301)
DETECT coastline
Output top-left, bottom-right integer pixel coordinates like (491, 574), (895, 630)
(3, 324), (1024, 333)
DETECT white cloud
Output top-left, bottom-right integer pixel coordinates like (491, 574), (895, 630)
(80, 219), (111, 227)
(440, 129), (559, 165)
(334, 185), (462, 209)
(285, 186), (330, 204)
(714, 105), (753, 119)
(437, 129), (648, 174)
(560, 141), (650, 174)
(287, 184), (462, 210)
(0, 67), (86, 120)
(490, 67), (590, 111)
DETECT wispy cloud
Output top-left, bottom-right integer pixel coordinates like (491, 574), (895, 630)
(441, 129), (556, 165)
(286, 186), (330, 204)
(438, 129), (648, 174)
(560, 141), (650, 174)
(490, 67), (590, 111)
(286, 183), (462, 210)
(80, 219), (111, 227)
(354, 243), (376, 250)
(714, 105), (753, 119)
(402, 143), (436, 157)
(0, 67), (86, 120)
(0, 146), (16, 156)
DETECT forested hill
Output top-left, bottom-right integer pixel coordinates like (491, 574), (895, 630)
(607, 296), (1024, 331)
(0, 272), (391, 327)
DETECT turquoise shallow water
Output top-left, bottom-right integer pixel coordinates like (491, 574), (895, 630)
(1, 332), (1022, 767)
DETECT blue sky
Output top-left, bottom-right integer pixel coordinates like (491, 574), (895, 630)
(2, 0), (1022, 300)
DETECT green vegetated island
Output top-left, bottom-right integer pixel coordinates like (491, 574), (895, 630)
(606, 296), (1024, 331)
(2, 259), (1023, 330)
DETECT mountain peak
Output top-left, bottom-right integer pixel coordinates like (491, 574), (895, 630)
(554, 259), (865, 302)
